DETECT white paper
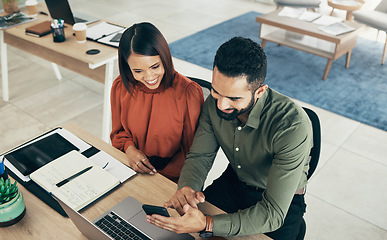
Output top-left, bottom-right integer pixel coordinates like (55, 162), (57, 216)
(29, 151), (93, 192)
(86, 21), (125, 40)
(319, 22), (355, 35)
(278, 7), (306, 18)
(52, 168), (117, 211)
(2, 128), (136, 183)
(96, 29), (125, 48)
(298, 11), (321, 22)
(313, 15), (343, 26)
(88, 150), (136, 183)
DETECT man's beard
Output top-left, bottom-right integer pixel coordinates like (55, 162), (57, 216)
(215, 92), (256, 121)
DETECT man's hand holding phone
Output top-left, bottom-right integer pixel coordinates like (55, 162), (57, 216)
(142, 204), (170, 217)
(164, 186), (205, 216)
(144, 187), (207, 234)
(146, 204), (207, 234)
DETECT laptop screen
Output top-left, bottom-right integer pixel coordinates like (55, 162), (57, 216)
(44, 0), (76, 25)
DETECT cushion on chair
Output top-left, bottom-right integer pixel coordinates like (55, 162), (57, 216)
(375, 0), (387, 12)
(353, 10), (387, 32)
(275, 0), (321, 8)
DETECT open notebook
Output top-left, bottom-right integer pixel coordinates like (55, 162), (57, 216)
(30, 150), (120, 211)
(3, 127), (136, 216)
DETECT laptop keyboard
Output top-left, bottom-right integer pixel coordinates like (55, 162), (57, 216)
(95, 211), (152, 240)
(74, 17), (87, 23)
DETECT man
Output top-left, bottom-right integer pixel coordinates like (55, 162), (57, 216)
(147, 37), (312, 239)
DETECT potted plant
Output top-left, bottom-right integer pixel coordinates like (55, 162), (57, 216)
(2, 0), (19, 14)
(0, 177), (26, 227)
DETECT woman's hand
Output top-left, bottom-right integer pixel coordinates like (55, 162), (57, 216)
(125, 145), (156, 174)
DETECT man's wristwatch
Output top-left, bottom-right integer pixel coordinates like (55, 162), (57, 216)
(199, 215), (214, 238)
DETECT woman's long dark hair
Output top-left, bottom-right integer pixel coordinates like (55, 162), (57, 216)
(118, 22), (175, 94)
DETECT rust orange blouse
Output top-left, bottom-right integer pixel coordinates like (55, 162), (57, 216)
(110, 72), (204, 181)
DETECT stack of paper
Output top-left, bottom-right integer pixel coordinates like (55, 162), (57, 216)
(0, 12), (36, 29)
(86, 21), (125, 47)
(298, 11), (321, 22)
(313, 15), (343, 25)
(319, 22), (355, 35)
(278, 7), (306, 18)
(279, 7), (321, 22)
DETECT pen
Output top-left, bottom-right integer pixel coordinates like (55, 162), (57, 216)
(56, 166), (93, 187)
(102, 162), (109, 169)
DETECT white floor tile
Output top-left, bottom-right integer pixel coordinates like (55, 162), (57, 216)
(342, 124), (387, 166)
(308, 149), (387, 230)
(12, 81), (102, 127)
(304, 194), (387, 240)
(0, 105), (49, 153)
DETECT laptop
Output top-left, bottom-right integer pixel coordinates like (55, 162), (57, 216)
(44, 0), (99, 25)
(54, 195), (194, 240)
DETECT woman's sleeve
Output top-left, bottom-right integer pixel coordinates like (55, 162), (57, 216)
(110, 77), (135, 152)
(181, 82), (204, 156)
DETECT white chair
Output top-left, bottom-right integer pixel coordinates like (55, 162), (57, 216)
(274, 0), (321, 10)
(353, 0), (387, 64)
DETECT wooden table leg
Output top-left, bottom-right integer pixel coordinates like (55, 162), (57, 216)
(261, 39), (266, 49)
(1, 31), (9, 102)
(101, 60), (114, 143)
(346, 11), (354, 21)
(323, 59), (333, 80)
(346, 50), (352, 68)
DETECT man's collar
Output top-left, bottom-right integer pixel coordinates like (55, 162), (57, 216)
(244, 88), (269, 129)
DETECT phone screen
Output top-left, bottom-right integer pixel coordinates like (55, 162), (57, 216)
(142, 204), (170, 217)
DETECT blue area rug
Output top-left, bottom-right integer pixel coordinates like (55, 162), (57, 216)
(170, 11), (387, 131)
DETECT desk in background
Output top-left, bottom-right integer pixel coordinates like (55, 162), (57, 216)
(0, 122), (270, 240)
(1, 3), (116, 142)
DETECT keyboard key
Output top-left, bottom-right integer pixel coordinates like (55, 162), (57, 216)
(96, 211), (151, 240)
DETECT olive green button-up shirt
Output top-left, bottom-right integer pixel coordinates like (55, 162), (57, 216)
(178, 88), (313, 236)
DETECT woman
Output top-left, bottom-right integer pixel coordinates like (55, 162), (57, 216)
(110, 22), (204, 182)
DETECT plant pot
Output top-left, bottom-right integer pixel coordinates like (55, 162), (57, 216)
(2, 0), (19, 14)
(0, 191), (26, 227)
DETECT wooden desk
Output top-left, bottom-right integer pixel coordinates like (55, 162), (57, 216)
(0, 122), (270, 240)
(256, 9), (362, 80)
(0, 4), (117, 142)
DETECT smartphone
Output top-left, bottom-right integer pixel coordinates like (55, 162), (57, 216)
(109, 33), (122, 42)
(142, 204), (170, 217)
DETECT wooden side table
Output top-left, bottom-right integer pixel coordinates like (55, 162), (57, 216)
(328, 0), (364, 20)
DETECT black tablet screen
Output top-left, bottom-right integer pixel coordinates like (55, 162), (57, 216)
(4, 133), (79, 176)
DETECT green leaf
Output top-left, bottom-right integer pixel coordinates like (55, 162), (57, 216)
(0, 178), (19, 204)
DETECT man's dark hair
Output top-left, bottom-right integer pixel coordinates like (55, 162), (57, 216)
(213, 37), (267, 90)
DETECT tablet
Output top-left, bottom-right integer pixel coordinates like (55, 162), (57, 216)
(4, 133), (79, 176)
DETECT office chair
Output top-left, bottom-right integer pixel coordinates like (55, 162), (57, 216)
(303, 107), (321, 180)
(353, 0), (387, 64)
(187, 76), (212, 100)
(296, 107), (321, 240)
